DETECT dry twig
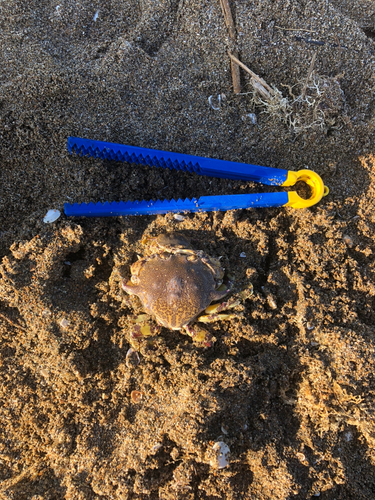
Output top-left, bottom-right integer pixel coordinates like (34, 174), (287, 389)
(228, 52), (275, 96)
(0, 312), (27, 332)
(219, 0), (241, 93)
(0, 464), (44, 495)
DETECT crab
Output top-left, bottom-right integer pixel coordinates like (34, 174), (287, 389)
(122, 233), (243, 348)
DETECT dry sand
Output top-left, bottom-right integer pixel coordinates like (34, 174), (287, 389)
(1, 0), (375, 498)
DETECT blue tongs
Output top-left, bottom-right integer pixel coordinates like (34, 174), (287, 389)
(64, 137), (329, 217)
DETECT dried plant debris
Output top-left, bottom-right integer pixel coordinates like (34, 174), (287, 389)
(251, 71), (346, 134)
(232, 53), (346, 134)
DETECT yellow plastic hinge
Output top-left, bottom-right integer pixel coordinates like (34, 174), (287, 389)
(282, 169), (329, 209)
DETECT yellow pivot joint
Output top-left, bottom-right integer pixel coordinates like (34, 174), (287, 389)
(282, 169), (329, 209)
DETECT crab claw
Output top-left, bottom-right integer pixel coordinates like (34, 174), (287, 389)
(122, 280), (139, 294)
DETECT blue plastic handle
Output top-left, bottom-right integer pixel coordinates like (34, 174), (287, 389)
(64, 192), (289, 217)
(67, 137), (289, 186)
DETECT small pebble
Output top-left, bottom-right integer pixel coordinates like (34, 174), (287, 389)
(345, 431), (353, 442)
(343, 235), (353, 248)
(240, 252), (246, 258)
(131, 390), (143, 403)
(151, 443), (162, 453)
(267, 295), (277, 310)
(210, 441), (230, 469)
(43, 209), (61, 223)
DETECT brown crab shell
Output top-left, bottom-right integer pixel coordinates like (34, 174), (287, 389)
(123, 251), (226, 330)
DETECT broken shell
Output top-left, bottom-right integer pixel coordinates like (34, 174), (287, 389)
(220, 424), (228, 435)
(126, 348), (140, 368)
(130, 390), (143, 403)
(210, 441), (230, 469)
(151, 443), (162, 453)
(43, 209), (61, 223)
(59, 318), (70, 329)
(173, 214), (185, 221)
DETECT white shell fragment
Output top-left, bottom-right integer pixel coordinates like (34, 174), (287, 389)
(43, 209), (61, 223)
(210, 441), (230, 469)
(208, 94), (222, 110)
(151, 443), (162, 454)
(173, 214), (185, 221)
(126, 348), (140, 368)
(59, 318), (70, 329)
(240, 252), (246, 258)
(242, 113), (257, 124)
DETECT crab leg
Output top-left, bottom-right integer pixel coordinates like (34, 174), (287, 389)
(198, 285), (253, 323)
(184, 325), (216, 348)
(197, 296), (242, 323)
(128, 316), (162, 349)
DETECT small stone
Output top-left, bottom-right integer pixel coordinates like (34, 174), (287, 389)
(43, 209), (61, 223)
(343, 235), (353, 248)
(130, 390), (143, 403)
(240, 252), (246, 258)
(267, 295), (277, 310)
(345, 431), (353, 442)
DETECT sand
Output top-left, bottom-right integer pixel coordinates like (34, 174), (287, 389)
(0, 0), (375, 498)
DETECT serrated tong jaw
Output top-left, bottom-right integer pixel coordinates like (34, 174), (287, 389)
(64, 137), (329, 216)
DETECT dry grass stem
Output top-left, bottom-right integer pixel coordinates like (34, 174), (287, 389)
(301, 52), (317, 98)
(275, 26), (316, 33)
(234, 53), (346, 134)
